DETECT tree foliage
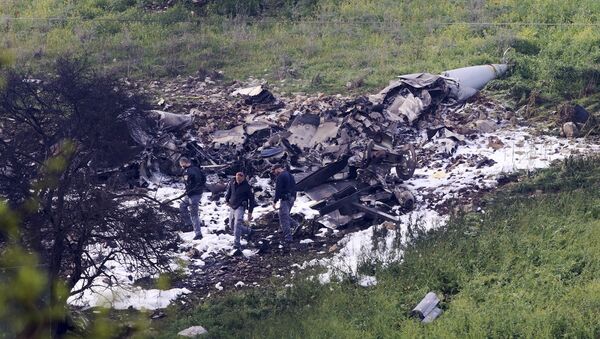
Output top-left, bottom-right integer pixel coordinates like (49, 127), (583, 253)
(0, 58), (178, 336)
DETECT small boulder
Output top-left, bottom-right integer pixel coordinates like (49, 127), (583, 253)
(561, 122), (579, 138)
(382, 221), (397, 231)
(178, 326), (208, 337)
(474, 120), (497, 133)
(187, 248), (201, 259)
(487, 136), (504, 150)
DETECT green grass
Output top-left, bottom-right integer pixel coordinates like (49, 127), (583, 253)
(1, 0), (598, 104)
(147, 156), (600, 338)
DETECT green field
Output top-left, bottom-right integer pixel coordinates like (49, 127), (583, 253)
(1, 0), (599, 106)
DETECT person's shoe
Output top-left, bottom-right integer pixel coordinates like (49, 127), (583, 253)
(256, 239), (270, 254)
(281, 239), (292, 252)
(193, 234), (203, 241)
(231, 245), (243, 256)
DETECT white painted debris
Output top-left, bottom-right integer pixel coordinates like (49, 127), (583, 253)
(561, 122), (579, 138)
(215, 282), (223, 291)
(230, 85), (264, 97)
(411, 292), (443, 323)
(242, 249), (259, 257)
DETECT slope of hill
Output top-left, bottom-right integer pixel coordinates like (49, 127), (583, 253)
(1, 0), (598, 106)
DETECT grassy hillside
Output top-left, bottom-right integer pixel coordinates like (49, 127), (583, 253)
(150, 156), (600, 338)
(1, 0), (598, 106)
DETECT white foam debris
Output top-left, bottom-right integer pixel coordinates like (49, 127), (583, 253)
(292, 194), (320, 219)
(215, 282), (223, 291)
(316, 210), (446, 284)
(68, 285), (190, 310)
(300, 239), (314, 244)
(358, 275), (378, 287)
(235, 281), (245, 287)
(68, 244), (193, 310)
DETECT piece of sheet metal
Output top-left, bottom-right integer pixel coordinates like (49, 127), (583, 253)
(212, 125), (246, 148)
(287, 113), (320, 149)
(296, 156), (349, 192)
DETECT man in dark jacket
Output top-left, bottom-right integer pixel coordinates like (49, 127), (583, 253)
(271, 164), (299, 244)
(225, 172), (256, 250)
(179, 157), (206, 240)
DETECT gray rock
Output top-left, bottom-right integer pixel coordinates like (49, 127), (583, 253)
(562, 122), (579, 138)
(178, 325), (208, 337)
(474, 119), (497, 133)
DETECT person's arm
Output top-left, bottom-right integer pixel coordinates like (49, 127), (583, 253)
(183, 169), (191, 192)
(247, 185), (256, 221)
(247, 185), (256, 214)
(274, 174), (283, 203)
(198, 169), (206, 187)
(225, 180), (232, 203)
(290, 173), (297, 197)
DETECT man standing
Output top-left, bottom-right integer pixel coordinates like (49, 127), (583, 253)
(271, 164), (299, 245)
(179, 157), (206, 240)
(225, 172), (256, 250)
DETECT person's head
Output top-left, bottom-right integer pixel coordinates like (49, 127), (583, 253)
(235, 171), (246, 184)
(179, 157), (192, 169)
(271, 164), (284, 176)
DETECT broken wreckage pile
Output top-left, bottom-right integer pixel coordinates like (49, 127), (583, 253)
(72, 63), (600, 309)
(120, 64), (509, 230)
(74, 64), (517, 301)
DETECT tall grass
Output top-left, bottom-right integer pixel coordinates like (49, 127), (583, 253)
(1, 0), (598, 102)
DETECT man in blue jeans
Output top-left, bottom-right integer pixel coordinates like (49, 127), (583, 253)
(271, 164), (299, 245)
(225, 172), (256, 250)
(179, 157), (206, 240)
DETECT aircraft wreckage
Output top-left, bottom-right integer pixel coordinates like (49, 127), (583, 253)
(114, 63), (509, 228)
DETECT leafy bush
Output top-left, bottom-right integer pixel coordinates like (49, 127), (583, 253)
(0, 58), (178, 335)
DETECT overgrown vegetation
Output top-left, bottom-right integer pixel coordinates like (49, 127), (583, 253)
(152, 156), (600, 338)
(0, 58), (178, 337)
(1, 0), (598, 104)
